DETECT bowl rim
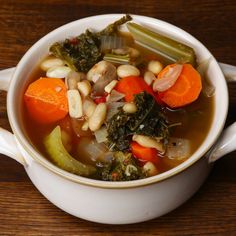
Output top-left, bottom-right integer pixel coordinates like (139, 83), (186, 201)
(7, 14), (228, 189)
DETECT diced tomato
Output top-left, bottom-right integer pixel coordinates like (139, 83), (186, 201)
(94, 92), (108, 104)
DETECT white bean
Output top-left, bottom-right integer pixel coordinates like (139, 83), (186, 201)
(67, 90), (83, 118)
(117, 65), (140, 78)
(87, 61), (116, 83)
(40, 57), (64, 71)
(143, 162), (159, 176)
(81, 121), (89, 131)
(132, 134), (164, 152)
(46, 66), (71, 78)
(77, 80), (92, 97)
(83, 98), (97, 118)
(144, 71), (156, 86)
(147, 60), (163, 75)
(104, 80), (118, 93)
(89, 103), (107, 131)
(123, 103), (137, 113)
(65, 71), (86, 89)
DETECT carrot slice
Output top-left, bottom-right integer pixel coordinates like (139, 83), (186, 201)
(158, 64), (202, 108)
(115, 76), (161, 103)
(131, 141), (160, 165)
(24, 77), (68, 124)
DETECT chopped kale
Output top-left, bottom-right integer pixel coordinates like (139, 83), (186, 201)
(107, 92), (170, 151)
(99, 151), (146, 181)
(131, 92), (169, 142)
(49, 15), (132, 72)
(106, 108), (132, 151)
(97, 14), (132, 37)
(50, 30), (102, 72)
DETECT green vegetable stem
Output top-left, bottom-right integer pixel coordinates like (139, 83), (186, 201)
(127, 22), (196, 66)
(44, 126), (96, 177)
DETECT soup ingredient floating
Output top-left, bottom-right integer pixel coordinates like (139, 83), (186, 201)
(127, 22), (196, 66)
(155, 64), (202, 108)
(44, 126), (96, 176)
(24, 78), (68, 123)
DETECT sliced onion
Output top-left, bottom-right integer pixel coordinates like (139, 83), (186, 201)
(202, 82), (215, 97)
(94, 126), (108, 143)
(107, 90), (125, 102)
(197, 57), (212, 77)
(106, 102), (125, 121)
(153, 64), (183, 92)
(166, 137), (190, 160)
(102, 151), (114, 163)
(197, 57), (215, 97)
(77, 137), (109, 162)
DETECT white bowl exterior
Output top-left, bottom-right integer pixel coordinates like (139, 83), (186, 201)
(20, 144), (211, 224)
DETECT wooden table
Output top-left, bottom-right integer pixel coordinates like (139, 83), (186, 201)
(0, 0), (235, 235)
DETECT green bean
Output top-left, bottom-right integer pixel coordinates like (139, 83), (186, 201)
(127, 23), (196, 66)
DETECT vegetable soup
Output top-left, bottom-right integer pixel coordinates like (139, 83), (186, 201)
(23, 15), (214, 181)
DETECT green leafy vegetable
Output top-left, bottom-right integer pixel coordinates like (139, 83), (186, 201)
(50, 30), (102, 72)
(99, 151), (146, 181)
(50, 15), (132, 72)
(97, 14), (132, 37)
(107, 92), (169, 151)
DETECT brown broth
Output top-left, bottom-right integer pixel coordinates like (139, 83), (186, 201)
(22, 38), (214, 178)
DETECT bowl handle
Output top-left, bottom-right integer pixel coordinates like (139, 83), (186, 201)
(219, 63), (236, 82)
(0, 67), (26, 166)
(208, 122), (236, 163)
(208, 63), (236, 162)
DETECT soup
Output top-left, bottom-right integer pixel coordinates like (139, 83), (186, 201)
(23, 15), (214, 181)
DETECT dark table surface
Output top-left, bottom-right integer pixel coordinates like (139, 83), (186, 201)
(0, 0), (236, 235)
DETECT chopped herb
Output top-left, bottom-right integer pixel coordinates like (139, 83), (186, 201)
(99, 151), (146, 181)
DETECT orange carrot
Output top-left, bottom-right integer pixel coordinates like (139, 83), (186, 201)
(115, 76), (156, 102)
(157, 64), (202, 108)
(131, 141), (160, 165)
(24, 77), (68, 124)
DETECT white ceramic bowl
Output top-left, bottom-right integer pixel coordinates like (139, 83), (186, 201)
(0, 14), (236, 224)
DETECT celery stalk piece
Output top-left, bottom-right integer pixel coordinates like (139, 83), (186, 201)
(127, 22), (196, 66)
(103, 53), (130, 64)
(44, 126), (96, 177)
